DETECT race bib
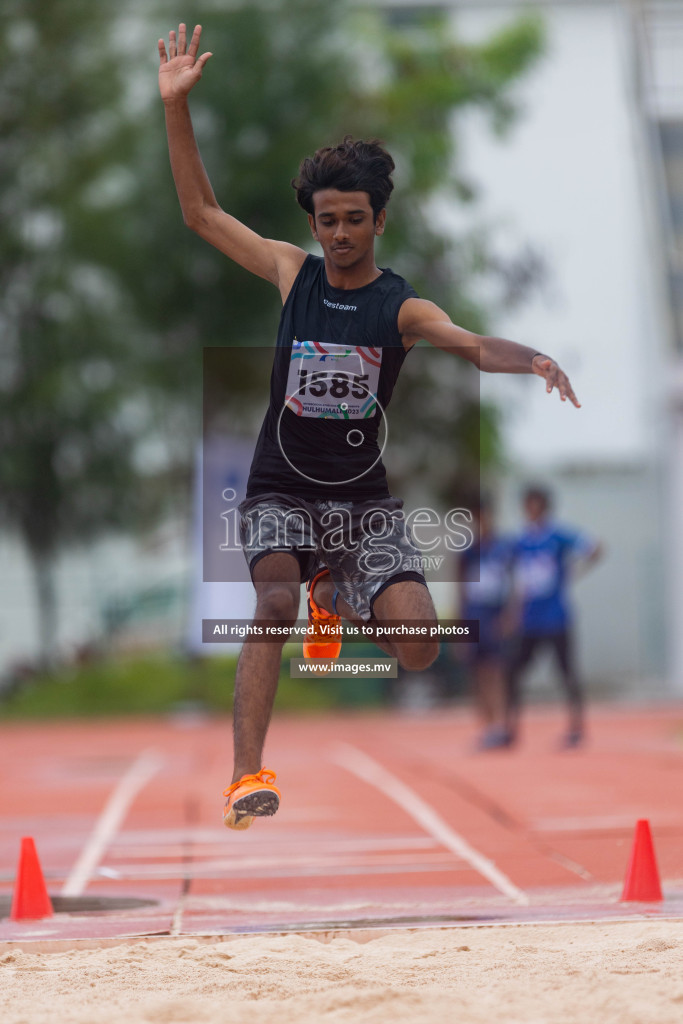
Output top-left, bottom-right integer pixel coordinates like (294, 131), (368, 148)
(285, 340), (382, 419)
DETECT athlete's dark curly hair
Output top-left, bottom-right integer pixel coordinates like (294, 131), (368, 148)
(523, 484), (552, 510)
(291, 136), (395, 221)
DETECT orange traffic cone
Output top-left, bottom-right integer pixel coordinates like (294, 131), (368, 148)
(10, 837), (54, 921)
(620, 819), (663, 902)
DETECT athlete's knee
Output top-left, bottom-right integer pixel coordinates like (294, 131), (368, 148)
(396, 640), (440, 672)
(254, 585), (299, 624)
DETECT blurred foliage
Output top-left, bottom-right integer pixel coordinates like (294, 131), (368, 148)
(0, 0), (544, 662)
(144, 0), (544, 496)
(0, 0), (165, 662)
(0, 652), (381, 718)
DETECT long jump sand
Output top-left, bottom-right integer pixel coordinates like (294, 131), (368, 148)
(2, 920), (683, 1024)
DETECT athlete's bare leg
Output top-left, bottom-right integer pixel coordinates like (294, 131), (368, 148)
(311, 573), (394, 655)
(373, 580), (439, 669)
(231, 552), (300, 783)
(313, 574), (439, 669)
(475, 660), (507, 728)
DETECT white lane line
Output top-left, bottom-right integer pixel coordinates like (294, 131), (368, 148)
(92, 860), (478, 881)
(331, 743), (529, 906)
(170, 894), (186, 937)
(108, 835), (438, 857)
(534, 814), (678, 832)
(61, 748), (164, 897)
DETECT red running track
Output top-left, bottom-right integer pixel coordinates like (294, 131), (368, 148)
(1, 703), (683, 943)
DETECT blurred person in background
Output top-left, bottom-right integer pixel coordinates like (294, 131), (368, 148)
(158, 23), (580, 830)
(458, 496), (514, 750)
(505, 485), (602, 748)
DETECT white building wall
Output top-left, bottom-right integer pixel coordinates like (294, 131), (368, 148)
(451, 1), (662, 466)
(439, 1), (669, 688)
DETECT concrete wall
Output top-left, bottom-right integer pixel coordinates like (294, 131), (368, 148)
(442, 1), (669, 687)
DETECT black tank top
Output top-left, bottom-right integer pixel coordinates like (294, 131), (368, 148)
(245, 254), (418, 501)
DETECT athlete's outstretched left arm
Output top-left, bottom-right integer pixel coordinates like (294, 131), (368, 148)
(398, 298), (580, 408)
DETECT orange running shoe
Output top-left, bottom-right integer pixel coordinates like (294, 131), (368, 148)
(223, 768), (281, 831)
(303, 568), (342, 660)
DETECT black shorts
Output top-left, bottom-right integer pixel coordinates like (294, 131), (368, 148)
(239, 492), (427, 621)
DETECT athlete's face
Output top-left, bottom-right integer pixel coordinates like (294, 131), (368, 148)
(308, 189), (386, 269)
(524, 495), (549, 523)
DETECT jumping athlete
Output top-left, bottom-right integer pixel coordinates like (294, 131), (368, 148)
(158, 24), (581, 829)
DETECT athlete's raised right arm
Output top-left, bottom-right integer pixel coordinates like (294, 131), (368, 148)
(158, 24), (305, 299)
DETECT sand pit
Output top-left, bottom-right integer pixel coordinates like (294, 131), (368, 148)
(2, 919), (683, 1024)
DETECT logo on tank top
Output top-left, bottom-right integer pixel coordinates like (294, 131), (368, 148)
(285, 340), (382, 419)
(323, 297), (357, 312)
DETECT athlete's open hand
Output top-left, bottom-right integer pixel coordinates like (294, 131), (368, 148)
(532, 355), (580, 408)
(158, 23), (212, 102)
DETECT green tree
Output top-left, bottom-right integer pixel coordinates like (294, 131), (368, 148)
(0, 1), (156, 666)
(142, 1), (544, 496)
(0, 0), (543, 666)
